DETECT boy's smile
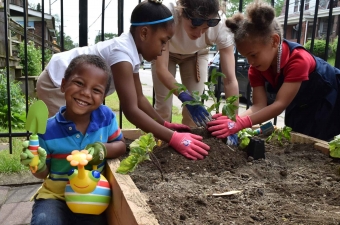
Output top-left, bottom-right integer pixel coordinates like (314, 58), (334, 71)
(61, 64), (107, 121)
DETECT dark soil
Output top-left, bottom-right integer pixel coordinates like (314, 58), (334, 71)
(124, 129), (340, 225)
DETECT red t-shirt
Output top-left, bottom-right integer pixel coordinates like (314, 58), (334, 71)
(248, 41), (316, 89)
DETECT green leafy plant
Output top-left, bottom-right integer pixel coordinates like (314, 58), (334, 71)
(0, 70), (26, 129)
(18, 41), (42, 76)
(266, 126), (292, 146)
(166, 68), (239, 121)
(304, 39), (333, 58)
(329, 134), (340, 158)
(116, 133), (163, 178)
(237, 128), (256, 149)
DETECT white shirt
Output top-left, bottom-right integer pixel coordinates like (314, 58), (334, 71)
(163, 0), (234, 54)
(47, 32), (142, 95)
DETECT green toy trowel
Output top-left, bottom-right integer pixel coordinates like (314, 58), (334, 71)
(25, 100), (49, 173)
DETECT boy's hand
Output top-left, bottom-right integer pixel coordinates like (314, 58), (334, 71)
(20, 141), (47, 173)
(164, 121), (190, 132)
(178, 91), (211, 127)
(85, 142), (107, 165)
(169, 131), (210, 160)
(207, 115), (252, 139)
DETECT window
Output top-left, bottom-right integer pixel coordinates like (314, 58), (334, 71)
(294, 0), (299, 12)
(305, 0), (310, 10)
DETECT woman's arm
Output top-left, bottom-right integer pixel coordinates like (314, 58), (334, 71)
(111, 62), (174, 142)
(219, 46), (239, 101)
(245, 82), (302, 125)
(154, 42), (180, 94)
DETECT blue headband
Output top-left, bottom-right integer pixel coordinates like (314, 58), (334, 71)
(131, 15), (173, 26)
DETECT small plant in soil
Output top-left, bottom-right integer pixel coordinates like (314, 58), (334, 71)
(266, 126), (292, 146)
(166, 68), (239, 120)
(329, 134), (340, 158)
(237, 128), (256, 149)
(116, 133), (164, 179)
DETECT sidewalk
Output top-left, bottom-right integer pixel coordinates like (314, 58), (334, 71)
(0, 172), (42, 225)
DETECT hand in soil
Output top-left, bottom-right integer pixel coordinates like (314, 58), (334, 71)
(207, 115), (252, 138)
(168, 131), (210, 160)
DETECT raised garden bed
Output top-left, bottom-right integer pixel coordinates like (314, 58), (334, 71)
(106, 129), (340, 225)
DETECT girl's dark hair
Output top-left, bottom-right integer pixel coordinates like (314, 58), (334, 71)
(130, 0), (173, 33)
(64, 55), (112, 95)
(178, 0), (220, 19)
(225, 0), (282, 44)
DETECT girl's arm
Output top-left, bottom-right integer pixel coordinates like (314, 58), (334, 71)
(244, 82), (302, 125)
(134, 75), (166, 125)
(104, 138), (126, 159)
(219, 46), (239, 103)
(111, 62), (174, 142)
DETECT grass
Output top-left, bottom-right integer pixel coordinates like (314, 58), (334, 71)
(105, 92), (183, 128)
(0, 137), (29, 173)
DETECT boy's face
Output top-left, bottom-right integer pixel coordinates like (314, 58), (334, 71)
(61, 64), (107, 119)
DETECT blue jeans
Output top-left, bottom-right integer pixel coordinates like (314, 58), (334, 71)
(31, 199), (107, 225)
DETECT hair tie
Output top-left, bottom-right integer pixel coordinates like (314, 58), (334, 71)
(131, 15), (173, 26)
(150, 0), (162, 3)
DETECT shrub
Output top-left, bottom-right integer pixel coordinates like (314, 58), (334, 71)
(304, 39), (332, 58)
(0, 69), (26, 129)
(18, 41), (42, 76)
(332, 36), (338, 55)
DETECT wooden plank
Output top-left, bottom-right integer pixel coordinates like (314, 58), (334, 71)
(314, 142), (330, 155)
(122, 129), (143, 140)
(105, 159), (159, 225)
(290, 132), (329, 145)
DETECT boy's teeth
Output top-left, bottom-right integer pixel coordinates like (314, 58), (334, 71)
(76, 99), (88, 105)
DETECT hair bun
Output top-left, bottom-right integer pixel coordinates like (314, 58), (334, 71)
(149, 0), (163, 3)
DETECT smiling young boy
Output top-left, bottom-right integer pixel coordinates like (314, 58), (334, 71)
(20, 55), (126, 225)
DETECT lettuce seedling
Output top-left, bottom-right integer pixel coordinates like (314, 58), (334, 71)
(266, 126), (292, 146)
(329, 134), (340, 158)
(237, 128), (256, 149)
(116, 133), (157, 174)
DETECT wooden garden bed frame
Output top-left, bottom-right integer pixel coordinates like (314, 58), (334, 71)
(104, 129), (330, 225)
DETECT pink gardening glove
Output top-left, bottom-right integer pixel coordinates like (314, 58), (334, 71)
(207, 115), (252, 139)
(169, 131), (210, 160)
(212, 113), (223, 119)
(164, 121), (190, 132)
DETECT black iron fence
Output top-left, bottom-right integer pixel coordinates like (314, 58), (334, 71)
(1, 0), (340, 153)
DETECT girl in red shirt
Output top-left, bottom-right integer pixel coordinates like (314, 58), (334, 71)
(207, 0), (340, 141)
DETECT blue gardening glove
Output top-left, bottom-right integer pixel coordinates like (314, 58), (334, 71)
(85, 142), (107, 165)
(20, 141), (47, 173)
(226, 134), (238, 146)
(178, 91), (211, 127)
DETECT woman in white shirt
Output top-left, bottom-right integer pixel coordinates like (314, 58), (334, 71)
(152, 0), (239, 127)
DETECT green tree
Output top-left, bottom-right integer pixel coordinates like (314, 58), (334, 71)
(56, 30), (78, 51)
(95, 33), (118, 44)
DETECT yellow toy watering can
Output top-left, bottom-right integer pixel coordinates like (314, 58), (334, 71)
(25, 100), (48, 173)
(65, 150), (111, 215)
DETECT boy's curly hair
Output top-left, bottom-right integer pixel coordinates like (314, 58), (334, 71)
(225, 0), (282, 45)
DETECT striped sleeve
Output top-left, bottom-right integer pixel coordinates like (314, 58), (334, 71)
(107, 113), (123, 142)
